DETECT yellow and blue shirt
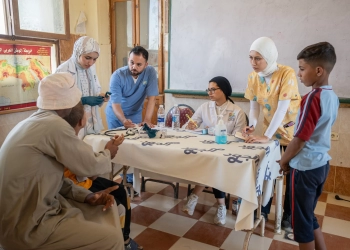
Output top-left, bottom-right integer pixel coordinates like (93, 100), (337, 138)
(245, 64), (301, 146)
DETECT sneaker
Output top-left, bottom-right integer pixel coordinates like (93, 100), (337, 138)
(182, 193), (198, 215)
(261, 212), (268, 222)
(214, 204), (227, 225)
(281, 214), (292, 231)
(126, 187), (139, 197)
(124, 238), (142, 250)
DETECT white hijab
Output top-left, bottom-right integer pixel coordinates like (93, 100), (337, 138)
(71, 36), (100, 96)
(72, 36), (102, 137)
(56, 36), (103, 138)
(250, 37), (278, 77)
(72, 36), (100, 64)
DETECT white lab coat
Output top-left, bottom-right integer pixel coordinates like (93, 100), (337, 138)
(183, 101), (247, 134)
(56, 59), (103, 139)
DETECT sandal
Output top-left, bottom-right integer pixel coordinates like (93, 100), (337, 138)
(124, 238), (143, 250)
(284, 231), (295, 241)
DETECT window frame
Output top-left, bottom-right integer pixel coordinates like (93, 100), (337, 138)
(1, 0), (70, 40)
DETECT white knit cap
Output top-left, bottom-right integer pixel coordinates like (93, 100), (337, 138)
(250, 37), (278, 77)
(37, 72), (82, 110)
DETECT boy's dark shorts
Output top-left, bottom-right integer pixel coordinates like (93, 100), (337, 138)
(290, 162), (330, 243)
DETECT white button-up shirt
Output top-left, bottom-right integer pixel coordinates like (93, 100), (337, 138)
(183, 101), (247, 134)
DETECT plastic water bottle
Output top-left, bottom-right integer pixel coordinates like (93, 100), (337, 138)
(232, 197), (242, 215)
(172, 104), (180, 130)
(157, 105), (165, 128)
(215, 115), (227, 144)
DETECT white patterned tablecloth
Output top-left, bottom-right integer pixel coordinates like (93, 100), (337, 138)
(84, 129), (281, 230)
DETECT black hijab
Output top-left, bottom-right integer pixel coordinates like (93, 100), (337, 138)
(209, 76), (234, 104)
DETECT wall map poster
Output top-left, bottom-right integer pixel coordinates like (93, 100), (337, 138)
(0, 44), (51, 113)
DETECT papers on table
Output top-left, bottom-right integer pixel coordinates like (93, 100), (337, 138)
(234, 131), (247, 140)
(186, 129), (206, 135)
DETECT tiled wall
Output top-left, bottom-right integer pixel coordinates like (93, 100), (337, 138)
(324, 165), (350, 196)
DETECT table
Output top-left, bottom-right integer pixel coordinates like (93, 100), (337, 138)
(84, 128), (282, 234)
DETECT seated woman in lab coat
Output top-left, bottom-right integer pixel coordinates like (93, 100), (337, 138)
(182, 76), (246, 225)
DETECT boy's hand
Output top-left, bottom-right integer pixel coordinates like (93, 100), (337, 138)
(277, 160), (290, 175)
(99, 185), (119, 194)
(84, 192), (115, 211)
(84, 185), (119, 211)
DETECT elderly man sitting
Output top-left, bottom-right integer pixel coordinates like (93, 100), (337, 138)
(0, 73), (124, 250)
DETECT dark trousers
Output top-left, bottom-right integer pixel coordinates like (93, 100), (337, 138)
(291, 162), (329, 243)
(212, 188), (225, 199)
(261, 145), (291, 217)
(89, 177), (131, 241)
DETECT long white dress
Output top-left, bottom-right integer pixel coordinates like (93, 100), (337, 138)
(0, 110), (123, 250)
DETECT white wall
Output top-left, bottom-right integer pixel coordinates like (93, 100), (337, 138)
(169, 0), (350, 97)
(68, 0), (111, 128)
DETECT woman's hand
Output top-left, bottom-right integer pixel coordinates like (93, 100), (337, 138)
(186, 121), (198, 130)
(81, 96), (104, 106)
(99, 93), (110, 102)
(245, 135), (269, 143)
(242, 126), (255, 136)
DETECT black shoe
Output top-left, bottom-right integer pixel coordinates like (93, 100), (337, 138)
(281, 214), (292, 231)
(126, 186), (139, 196)
(261, 212), (268, 222)
(254, 210), (268, 222)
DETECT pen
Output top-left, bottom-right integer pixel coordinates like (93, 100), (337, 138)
(186, 114), (198, 128)
(283, 121), (295, 128)
(246, 125), (253, 131)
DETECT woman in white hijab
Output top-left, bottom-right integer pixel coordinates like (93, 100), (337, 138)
(56, 36), (108, 139)
(243, 37), (301, 230)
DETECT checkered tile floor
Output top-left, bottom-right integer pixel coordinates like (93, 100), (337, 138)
(1, 181), (349, 250)
(128, 181), (350, 250)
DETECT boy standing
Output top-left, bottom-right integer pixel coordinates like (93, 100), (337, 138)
(279, 42), (338, 250)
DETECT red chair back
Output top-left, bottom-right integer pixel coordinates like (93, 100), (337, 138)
(165, 104), (195, 128)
